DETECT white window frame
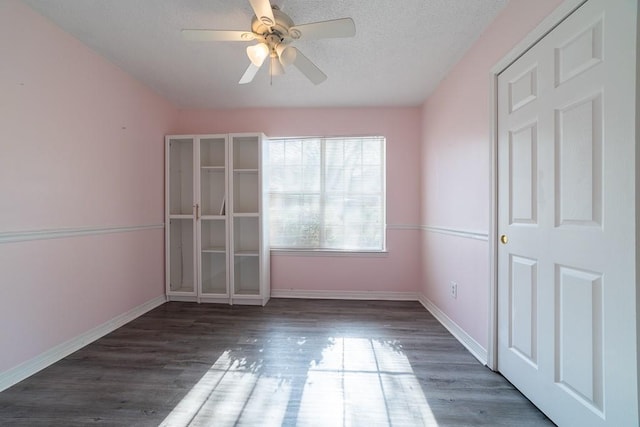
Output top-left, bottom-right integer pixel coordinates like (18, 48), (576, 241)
(268, 136), (387, 254)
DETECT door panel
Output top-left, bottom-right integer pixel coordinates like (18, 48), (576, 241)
(555, 93), (602, 227)
(554, 265), (603, 412)
(509, 65), (538, 112)
(510, 123), (538, 224)
(509, 255), (538, 365)
(497, 0), (637, 425)
(555, 18), (603, 86)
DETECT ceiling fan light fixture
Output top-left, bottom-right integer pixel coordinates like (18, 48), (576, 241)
(270, 54), (285, 75)
(276, 44), (297, 67)
(247, 43), (269, 66)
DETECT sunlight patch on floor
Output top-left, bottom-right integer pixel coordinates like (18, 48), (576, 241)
(160, 338), (439, 426)
(160, 350), (292, 426)
(300, 338), (438, 426)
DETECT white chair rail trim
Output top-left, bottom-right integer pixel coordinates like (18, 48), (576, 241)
(420, 225), (489, 241)
(0, 223), (165, 244)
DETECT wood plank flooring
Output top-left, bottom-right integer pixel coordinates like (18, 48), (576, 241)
(0, 299), (553, 426)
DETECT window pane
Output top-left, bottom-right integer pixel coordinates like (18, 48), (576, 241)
(325, 140), (344, 165)
(284, 165), (304, 191)
(269, 194), (320, 247)
(362, 140), (381, 165)
(302, 139), (321, 165)
(325, 166), (345, 192)
(344, 197), (364, 226)
(324, 195), (344, 226)
(362, 166), (381, 193)
(324, 225), (345, 249)
(303, 165), (320, 192)
(358, 224), (383, 250)
(271, 140), (285, 165)
(344, 139), (362, 166)
(344, 164), (363, 194)
(269, 167), (285, 192)
(285, 140), (302, 164)
(269, 137), (385, 251)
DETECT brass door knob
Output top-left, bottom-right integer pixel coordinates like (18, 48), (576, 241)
(500, 234), (508, 244)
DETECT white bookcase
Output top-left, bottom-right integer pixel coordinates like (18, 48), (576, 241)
(165, 133), (270, 305)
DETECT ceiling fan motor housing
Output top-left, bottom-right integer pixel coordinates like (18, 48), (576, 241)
(251, 8), (295, 41)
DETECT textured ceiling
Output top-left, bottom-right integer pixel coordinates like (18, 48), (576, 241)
(23, 0), (509, 109)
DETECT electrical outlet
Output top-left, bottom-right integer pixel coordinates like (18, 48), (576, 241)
(450, 281), (457, 299)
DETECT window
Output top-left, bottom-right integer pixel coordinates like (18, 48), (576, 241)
(268, 136), (385, 251)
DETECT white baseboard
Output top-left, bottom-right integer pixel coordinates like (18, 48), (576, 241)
(271, 289), (419, 301)
(0, 295), (167, 392)
(418, 294), (488, 365)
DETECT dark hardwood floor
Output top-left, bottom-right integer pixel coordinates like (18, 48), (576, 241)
(0, 299), (553, 426)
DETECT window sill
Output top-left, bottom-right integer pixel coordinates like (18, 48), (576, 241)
(270, 249), (388, 258)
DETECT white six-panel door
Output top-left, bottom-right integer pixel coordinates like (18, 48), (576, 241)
(497, 0), (637, 425)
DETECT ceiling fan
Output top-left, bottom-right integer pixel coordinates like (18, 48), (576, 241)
(182, 0), (356, 85)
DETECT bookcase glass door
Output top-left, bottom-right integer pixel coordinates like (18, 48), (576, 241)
(169, 218), (195, 293)
(200, 137), (227, 216)
(233, 215), (259, 296)
(168, 138), (194, 216)
(200, 218), (227, 295)
(233, 256), (259, 295)
(230, 134), (264, 300)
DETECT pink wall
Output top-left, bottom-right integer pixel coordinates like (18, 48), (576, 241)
(0, 0), (571, 380)
(177, 108), (422, 293)
(0, 1), (176, 373)
(420, 0), (564, 349)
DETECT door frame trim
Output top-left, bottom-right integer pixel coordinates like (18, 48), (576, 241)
(487, 0), (588, 370)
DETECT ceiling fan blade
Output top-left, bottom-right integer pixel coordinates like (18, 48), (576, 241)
(182, 29), (254, 42)
(291, 48), (327, 85)
(239, 63), (261, 84)
(289, 18), (355, 40)
(249, 0), (276, 26)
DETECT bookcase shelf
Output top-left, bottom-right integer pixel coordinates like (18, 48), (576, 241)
(203, 247), (226, 253)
